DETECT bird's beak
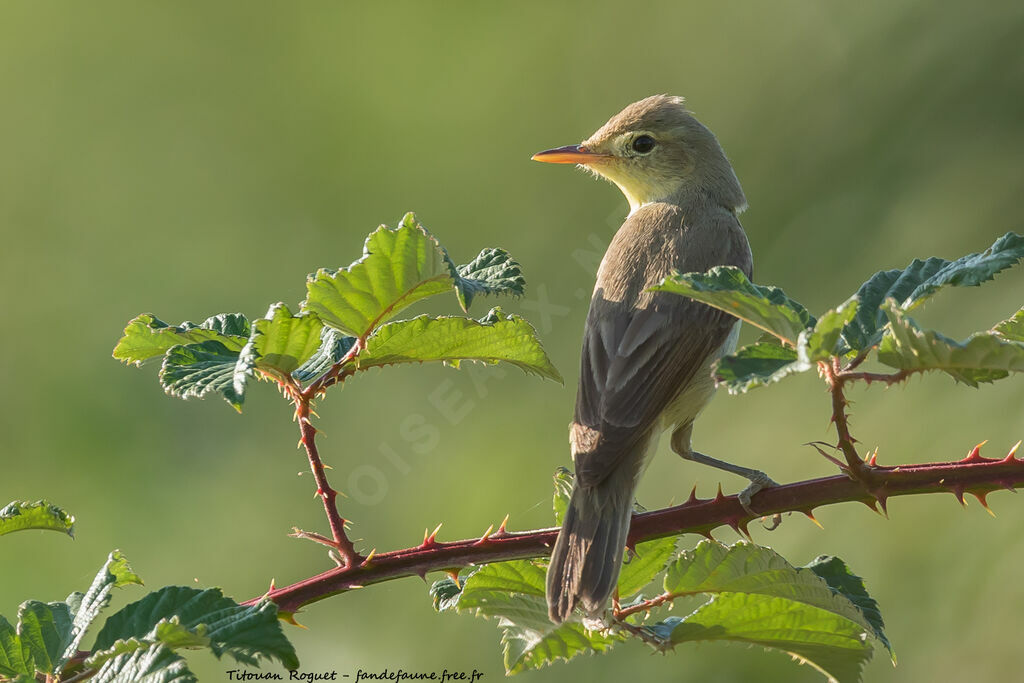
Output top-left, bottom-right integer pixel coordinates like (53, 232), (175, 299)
(531, 144), (609, 165)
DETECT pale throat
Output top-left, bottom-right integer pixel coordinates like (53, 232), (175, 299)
(603, 170), (685, 216)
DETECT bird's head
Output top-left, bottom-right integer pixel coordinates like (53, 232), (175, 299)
(532, 95), (746, 214)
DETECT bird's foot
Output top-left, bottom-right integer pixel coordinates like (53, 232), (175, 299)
(736, 471), (782, 530)
(680, 450), (782, 530)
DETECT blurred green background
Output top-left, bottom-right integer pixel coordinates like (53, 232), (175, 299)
(2, 2), (1024, 681)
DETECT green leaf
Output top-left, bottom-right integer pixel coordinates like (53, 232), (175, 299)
(655, 541), (883, 683)
(902, 232), (1024, 307)
(993, 307), (1024, 342)
(358, 308), (562, 382)
(652, 267), (814, 344)
(430, 578), (463, 612)
(59, 551), (144, 671)
(303, 214), (456, 338)
(85, 618), (210, 670)
(800, 298), (859, 362)
(291, 327), (357, 382)
(0, 614), (33, 677)
(0, 600), (78, 677)
(663, 542), (873, 625)
(551, 468), (573, 526)
(713, 343), (808, 394)
(235, 303), (324, 384)
(877, 301), (1024, 386)
(14, 601), (73, 675)
(92, 644), (196, 683)
(659, 593), (872, 683)
(159, 341), (245, 410)
(113, 314), (249, 366)
(616, 537), (678, 599)
(455, 248), (526, 311)
(806, 556), (893, 660)
(453, 560), (624, 673)
(0, 501), (75, 538)
(94, 587), (298, 671)
(713, 298), (860, 394)
(251, 304), (324, 376)
(843, 232), (1024, 351)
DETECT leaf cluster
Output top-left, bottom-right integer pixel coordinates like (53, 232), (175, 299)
(431, 476), (891, 682)
(653, 232), (1024, 392)
(113, 213), (560, 410)
(0, 521), (296, 682)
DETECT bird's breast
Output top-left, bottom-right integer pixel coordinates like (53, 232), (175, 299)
(656, 321), (740, 432)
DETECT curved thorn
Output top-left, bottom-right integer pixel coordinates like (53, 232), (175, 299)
(806, 441), (846, 468)
(950, 485), (967, 507)
(279, 612), (305, 628)
(1003, 440), (1022, 462)
(963, 440), (989, 463)
(445, 568), (461, 588)
(726, 518), (751, 541)
(972, 492), (996, 518)
(803, 510), (824, 530)
(475, 524), (495, 545)
(874, 492), (890, 518)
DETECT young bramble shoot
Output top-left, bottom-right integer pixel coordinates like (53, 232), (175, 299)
(113, 213), (560, 412)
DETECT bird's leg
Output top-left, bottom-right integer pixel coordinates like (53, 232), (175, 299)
(671, 424), (781, 527)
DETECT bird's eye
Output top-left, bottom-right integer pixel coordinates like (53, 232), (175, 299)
(632, 135), (656, 154)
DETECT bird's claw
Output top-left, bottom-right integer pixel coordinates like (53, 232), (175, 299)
(736, 472), (782, 531)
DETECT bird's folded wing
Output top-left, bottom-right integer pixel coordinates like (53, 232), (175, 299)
(572, 295), (736, 488)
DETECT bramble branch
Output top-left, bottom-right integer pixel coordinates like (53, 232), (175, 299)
(293, 396), (361, 567)
(250, 441), (1024, 615)
(283, 341), (368, 567)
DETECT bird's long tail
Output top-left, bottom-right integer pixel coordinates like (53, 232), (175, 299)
(546, 468), (636, 624)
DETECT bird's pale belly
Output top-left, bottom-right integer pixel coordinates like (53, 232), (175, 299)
(639, 322), (741, 472)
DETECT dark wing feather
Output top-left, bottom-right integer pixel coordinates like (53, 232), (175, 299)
(571, 204), (751, 488)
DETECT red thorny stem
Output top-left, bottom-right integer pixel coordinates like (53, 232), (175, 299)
(250, 440), (1024, 615)
(250, 335), (1019, 618)
(294, 395), (362, 568)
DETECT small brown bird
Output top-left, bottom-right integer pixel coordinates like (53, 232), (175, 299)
(533, 95), (775, 624)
